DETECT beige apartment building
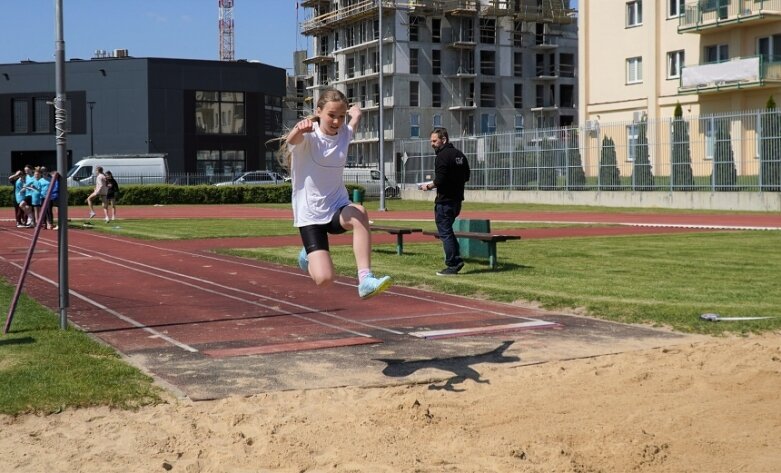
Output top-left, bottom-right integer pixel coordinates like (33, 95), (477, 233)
(578, 0), (781, 182)
(579, 0), (781, 123)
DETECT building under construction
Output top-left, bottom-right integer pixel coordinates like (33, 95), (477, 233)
(299, 0), (577, 168)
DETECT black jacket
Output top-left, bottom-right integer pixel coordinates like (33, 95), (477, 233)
(433, 142), (470, 203)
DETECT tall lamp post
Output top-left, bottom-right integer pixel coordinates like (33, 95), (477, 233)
(87, 101), (95, 155)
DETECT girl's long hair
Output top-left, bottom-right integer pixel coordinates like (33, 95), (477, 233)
(271, 88), (349, 171)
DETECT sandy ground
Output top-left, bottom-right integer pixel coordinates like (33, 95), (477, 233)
(1, 334), (780, 473)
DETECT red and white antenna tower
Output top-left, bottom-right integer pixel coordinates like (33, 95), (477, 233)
(219, 0), (235, 61)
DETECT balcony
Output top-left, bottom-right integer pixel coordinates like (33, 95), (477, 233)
(442, 0), (479, 16)
(303, 51), (335, 65)
(480, 0), (514, 16)
(531, 34), (560, 50)
(300, 0), (330, 7)
(449, 100), (477, 111)
(679, 56), (781, 94)
(533, 66), (560, 80)
(301, 0), (395, 36)
(446, 33), (476, 49)
(679, 0), (781, 33)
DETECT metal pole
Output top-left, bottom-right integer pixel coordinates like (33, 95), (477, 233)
(377, 0), (386, 211)
(54, 0), (70, 330)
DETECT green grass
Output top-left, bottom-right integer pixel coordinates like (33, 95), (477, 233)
(0, 284), (162, 415)
(221, 231), (781, 335)
(73, 218), (300, 239)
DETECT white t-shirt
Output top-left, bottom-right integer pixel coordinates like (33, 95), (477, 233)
(95, 173), (108, 195)
(289, 122), (353, 227)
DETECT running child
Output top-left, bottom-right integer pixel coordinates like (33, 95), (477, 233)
(280, 88), (391, 300)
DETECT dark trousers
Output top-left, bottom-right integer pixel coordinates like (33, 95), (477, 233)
(13, 202), (24, 225)
(434, 201), (463, 268)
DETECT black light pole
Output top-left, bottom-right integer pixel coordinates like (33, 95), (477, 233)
(88, 101), (95, 155)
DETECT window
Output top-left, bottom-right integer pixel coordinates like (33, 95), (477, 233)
(410, 48), (419, 74)
(479, 19), (495, 44)
(432, 18), (441, 43)
(410, 81), (419, 107)
(626, 57), (643, 84)
(758, 34), (781, 63)
(481, 113), (496, 134)
(12, 99), (28, 133)
(409, 16), (422, 42)
(704, 44), (728, 64)
(560, 84), (574, 108)
(626, 124), (639, 162)
(627, 1), (642, 27)
(668, 0), (684, 17)
(373, 83), (380, 105)
(432, 81), (442, 107)
(667, 50), (684, 79)
(33, 98), (50, 133)
(559, 53), (575, 77)
(514, 52), (523, 77)
(480, 50), (496, 75)
(410, 113), (420, 138)
(195, 91), (246, 135)
(513, 21), (523, 47)
(432, 49), (441, 75)
(433, 113), (442, 127)
(536, 84), (545, 107)
(514, 83), (523, 108)
(480, 82), (496, 107)
(346, 57), (355, 78)
(514, 114), (524, 132)
(196, 149), (246, 175)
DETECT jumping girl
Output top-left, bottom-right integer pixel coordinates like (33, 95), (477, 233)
(280, 88), (392, 300)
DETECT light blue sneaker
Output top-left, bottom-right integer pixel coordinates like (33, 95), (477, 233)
(358, 273), (392, 300)
(298, 247), (308, 272)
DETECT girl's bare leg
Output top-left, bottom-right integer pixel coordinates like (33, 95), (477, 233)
(339, 204), (371, 270)
(307, 250), (336, 286)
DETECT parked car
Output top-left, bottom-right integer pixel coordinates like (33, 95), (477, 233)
(214, 171), (285, 186)
(343, 168), (400, 198)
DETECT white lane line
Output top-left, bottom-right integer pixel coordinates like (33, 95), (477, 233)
(409, 320), (558, 339)
(0, 255), (198, 353)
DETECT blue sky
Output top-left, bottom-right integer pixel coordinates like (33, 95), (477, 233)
(1, 1), (578, 72)
(0, 0), (305, 71)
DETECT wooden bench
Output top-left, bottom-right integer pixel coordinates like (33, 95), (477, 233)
(422, 230), (521, 270)
(370, 224), (423, 255)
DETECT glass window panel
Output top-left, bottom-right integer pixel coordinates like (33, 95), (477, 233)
(34, 98), (50, 133)
(196, 102), (220, 134)
(13, 99), (28, 133)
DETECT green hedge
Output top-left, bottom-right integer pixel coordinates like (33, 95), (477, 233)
(2, 183), (366, 206)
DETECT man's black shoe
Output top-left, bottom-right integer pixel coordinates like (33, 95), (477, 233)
(436, 261), (464, 276)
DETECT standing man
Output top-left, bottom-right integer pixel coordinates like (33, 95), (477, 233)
(421, 127), (470, 276)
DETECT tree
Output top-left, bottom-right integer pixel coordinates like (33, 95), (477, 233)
(599, 136), (621, 190)
(670, 102), (695, 190)
(538, 134), (557, 190)
(760, 96), (781, 191)
(711, 118), (737, 191)
(564, 129), (586, 190)
(631, 118), (654, 190)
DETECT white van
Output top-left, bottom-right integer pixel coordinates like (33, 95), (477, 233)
(343, 168), (400, 198)
(66, 154), (168, 187)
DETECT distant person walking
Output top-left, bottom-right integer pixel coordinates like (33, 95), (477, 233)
(86, 166), (110, 223)
(105, 170), (119, 221)
(279, 88), (392, 300)
(420, 127), (470, 276)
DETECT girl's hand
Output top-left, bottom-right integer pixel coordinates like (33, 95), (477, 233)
(348, 104), (362, 119)
(296, 118), (315, 134)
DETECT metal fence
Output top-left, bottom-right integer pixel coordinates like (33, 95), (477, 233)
(397, 108), (781, 192)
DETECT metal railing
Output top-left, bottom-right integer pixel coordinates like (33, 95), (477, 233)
(397, 108), (781, 192)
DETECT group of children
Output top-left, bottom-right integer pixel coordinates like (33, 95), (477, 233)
(9, 165), (58, 229)
(9, 164), (121, 229)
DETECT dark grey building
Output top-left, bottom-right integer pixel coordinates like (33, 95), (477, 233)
(0, 56), (286, 176)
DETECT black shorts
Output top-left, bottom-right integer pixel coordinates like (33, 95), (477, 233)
(23, 196), (32, 205)
(299, 206), (348, 254)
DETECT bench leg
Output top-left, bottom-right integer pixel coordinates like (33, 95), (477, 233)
(487, 242), (497, 270)
(396, 234), (404, 255)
